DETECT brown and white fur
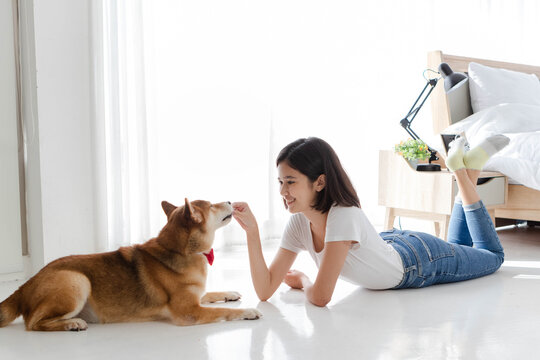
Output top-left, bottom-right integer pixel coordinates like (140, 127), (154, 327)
(0, 199), (262, 331)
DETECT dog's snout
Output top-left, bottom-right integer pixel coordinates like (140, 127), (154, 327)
(227, 201), (231, 205)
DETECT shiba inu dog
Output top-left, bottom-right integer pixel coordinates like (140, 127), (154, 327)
(0, 199), (262, 331)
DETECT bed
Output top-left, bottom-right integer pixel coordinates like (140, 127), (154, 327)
(427, 50), (540, 224)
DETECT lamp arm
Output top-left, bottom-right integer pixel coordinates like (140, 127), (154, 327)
(404, 81), (431, 120)
(400, 120), (421, 141)
(401, 78), (438, 129)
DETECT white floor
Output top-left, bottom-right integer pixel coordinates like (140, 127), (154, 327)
(1, 226), (540, 360)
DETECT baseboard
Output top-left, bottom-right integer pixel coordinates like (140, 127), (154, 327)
(0, 271), (25, 283)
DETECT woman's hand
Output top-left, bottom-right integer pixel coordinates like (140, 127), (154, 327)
(283, 270), (308, 289)
(232, 202), (259, 234)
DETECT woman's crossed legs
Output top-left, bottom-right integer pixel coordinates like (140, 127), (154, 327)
(386, 136), (508, 288)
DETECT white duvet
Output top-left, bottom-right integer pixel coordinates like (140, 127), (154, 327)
(441, 103), (540, 190)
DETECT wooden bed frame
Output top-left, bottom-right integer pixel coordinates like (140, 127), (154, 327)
(428, 50), (540, 223)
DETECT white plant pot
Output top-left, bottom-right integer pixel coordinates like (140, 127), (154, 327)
(407, 159), (418, 170)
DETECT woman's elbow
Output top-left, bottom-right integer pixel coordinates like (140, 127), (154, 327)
(310, 296), (331, 307)
(256, 290), (273, 302)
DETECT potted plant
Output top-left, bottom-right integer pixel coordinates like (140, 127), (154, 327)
(394, 139), (431, 170)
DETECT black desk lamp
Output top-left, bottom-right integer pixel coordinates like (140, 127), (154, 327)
(399, 73), (441, 171)
(399, 63), (467, 171)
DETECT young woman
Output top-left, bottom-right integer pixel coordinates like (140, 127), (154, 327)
(232, 136), (508, 307)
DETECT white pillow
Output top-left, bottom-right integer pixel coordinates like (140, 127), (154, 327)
(441, 103), (540, 145)
(468, 62), (540, 113)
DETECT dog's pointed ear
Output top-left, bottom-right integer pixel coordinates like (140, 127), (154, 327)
(161, 201), (177, 218)
(183, 198), (202, 224)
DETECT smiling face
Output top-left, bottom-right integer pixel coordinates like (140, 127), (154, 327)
(277, 161), (325, 214)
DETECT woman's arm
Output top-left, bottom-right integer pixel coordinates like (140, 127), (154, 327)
(247, 236), (297, 301)
(285, 241), (351, 307)
(233, 202), (297, 301)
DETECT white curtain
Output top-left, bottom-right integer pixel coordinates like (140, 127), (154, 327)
(99, 0), (540, 248)
(97, 0), (151, 248)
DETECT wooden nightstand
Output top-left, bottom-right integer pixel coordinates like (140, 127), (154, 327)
(378, 150), (508, 240)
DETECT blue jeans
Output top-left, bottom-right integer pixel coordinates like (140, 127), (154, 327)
(380, 200), (505, 289)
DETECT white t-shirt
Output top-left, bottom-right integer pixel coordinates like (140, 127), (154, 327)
(280, 206), (404, 290)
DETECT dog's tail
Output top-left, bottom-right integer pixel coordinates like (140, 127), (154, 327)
(0, 289), (22, 327)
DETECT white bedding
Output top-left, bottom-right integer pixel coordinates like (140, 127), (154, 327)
(442, 103), (540, 191)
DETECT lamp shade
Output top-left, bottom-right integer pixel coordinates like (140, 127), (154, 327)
(439, 62), (468, 91)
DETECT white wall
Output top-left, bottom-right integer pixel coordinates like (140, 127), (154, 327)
(0, 0), (23, 276)
(21, 0), (98, 275)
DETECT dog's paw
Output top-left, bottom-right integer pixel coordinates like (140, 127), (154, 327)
(241, 308), (263, 320)
(224, 291), (241, 302)
(201, 291), (242, 303)
(65, 318), (88, 331)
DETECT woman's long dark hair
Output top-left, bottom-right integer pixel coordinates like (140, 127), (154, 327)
(276, 137), (360, 213)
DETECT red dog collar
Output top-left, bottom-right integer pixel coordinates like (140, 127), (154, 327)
(203, 248), (214, 265)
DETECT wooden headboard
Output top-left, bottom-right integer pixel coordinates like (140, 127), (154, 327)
(427, 50), (540, 134)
